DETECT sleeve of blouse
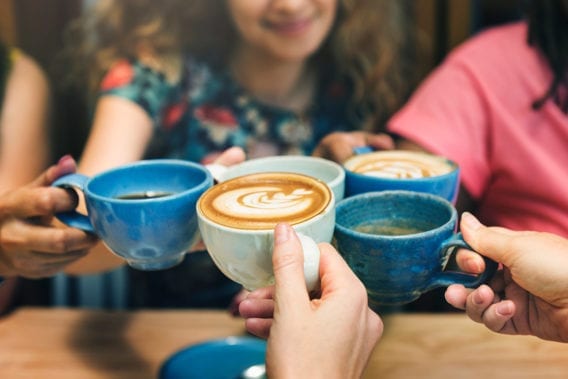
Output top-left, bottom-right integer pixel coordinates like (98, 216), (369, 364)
(387, 50), (492, 200)
(98, 59), (182, 129)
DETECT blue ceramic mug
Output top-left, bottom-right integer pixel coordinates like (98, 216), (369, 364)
(52, 159), (213, 270)
(343, 149), (460, 202)
(334, 190), (497, 307)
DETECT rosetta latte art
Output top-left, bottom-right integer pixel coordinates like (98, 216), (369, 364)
(213, 186), (317, 219)
(198, 172), (332, 230)
(356, 160), (435, 178)
(354, 158), (449, 179)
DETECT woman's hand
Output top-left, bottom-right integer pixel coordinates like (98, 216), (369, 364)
(0, 156), (98, 278)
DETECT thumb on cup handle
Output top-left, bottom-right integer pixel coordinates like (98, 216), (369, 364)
(297, 233), (321, 292)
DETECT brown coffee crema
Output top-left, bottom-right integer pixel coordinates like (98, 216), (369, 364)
(346, 151), (454, 179)
(198, 172), (332, 230)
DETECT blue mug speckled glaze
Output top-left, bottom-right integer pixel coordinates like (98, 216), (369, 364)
(344, 149), (460, 203)
(52, 159), (213, 270)
(334, 190), (497, 307)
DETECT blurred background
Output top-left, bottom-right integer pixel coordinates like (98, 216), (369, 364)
(0, 0), (523, 310)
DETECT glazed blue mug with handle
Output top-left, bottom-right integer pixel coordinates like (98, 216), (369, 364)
(334, 190), (497, 307)
(344, 149), (460, 203)
(52, 159), (213, 270)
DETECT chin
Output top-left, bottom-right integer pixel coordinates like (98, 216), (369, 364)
(270, 42), (323, 62)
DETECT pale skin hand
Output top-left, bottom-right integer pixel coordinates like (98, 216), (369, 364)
(240, 223), (383, 379)
(0, 156), (98, 278)
(445, 212), (568, 342)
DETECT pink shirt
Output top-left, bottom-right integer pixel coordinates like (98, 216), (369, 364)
(388, 22), (568, 237)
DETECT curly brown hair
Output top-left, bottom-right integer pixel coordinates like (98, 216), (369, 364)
(65, 0), (421, 131)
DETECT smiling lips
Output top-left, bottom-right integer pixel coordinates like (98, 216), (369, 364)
(264, 17), (313, 36)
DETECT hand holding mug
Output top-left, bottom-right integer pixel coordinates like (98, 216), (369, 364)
(245, 223), (383, 379)
(445, 212), (568, 343)
(0, 156), (98, 278)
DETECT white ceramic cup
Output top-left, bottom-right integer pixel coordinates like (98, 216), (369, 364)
(207, 155), (345, 204)
(197, 172), (336, 291)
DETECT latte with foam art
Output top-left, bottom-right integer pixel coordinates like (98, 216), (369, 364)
(198, 172), (332, 230)
(345, 151), (454, 179)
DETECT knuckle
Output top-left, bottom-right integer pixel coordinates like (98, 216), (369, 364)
(33, 189), (59, 214)
(49, 229), (71, 252)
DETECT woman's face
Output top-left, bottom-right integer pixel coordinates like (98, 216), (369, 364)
(227, 0), (338, 62)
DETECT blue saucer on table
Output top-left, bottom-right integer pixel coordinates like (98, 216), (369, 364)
(159, 336), (267, 379)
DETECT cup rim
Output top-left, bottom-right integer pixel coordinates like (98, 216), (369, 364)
(85, 159), (213, 203)
(221, 155), (345, 187)
(344, 150), (458, 182)
(334, 190), (457, 239)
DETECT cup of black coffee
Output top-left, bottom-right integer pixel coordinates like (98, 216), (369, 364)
(52, 159), (213, 270)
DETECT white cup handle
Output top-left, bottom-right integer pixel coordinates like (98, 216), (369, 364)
(297, 233), (321, 292)
(204, 163), (229, 183)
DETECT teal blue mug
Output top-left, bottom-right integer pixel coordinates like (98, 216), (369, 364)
(52, 159), (213, 270)
(334, 190), (497, 307)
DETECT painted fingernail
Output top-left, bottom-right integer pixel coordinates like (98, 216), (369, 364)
(58, 154), (73, 165)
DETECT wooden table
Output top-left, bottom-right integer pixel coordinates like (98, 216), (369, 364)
(0, 307), (566, 378)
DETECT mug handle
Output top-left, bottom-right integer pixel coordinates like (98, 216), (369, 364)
(296, 233), (321, 292)
(428, 233), (498, 289)
(204, 163), (229, 183)
(352, 146), (374, 155)
(52, 174), (95, 233)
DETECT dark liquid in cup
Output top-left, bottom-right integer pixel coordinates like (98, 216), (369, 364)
(355, 219), (436, 236)
(116, 191), (173, 200)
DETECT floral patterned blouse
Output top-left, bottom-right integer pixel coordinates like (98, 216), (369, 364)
(99, 56), (353, 164)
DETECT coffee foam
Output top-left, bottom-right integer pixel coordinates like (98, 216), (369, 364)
(345, 151), (454, 179)
(198, 172), (331, 230)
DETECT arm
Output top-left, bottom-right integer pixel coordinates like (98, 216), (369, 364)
(0, 51), (50, 192)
